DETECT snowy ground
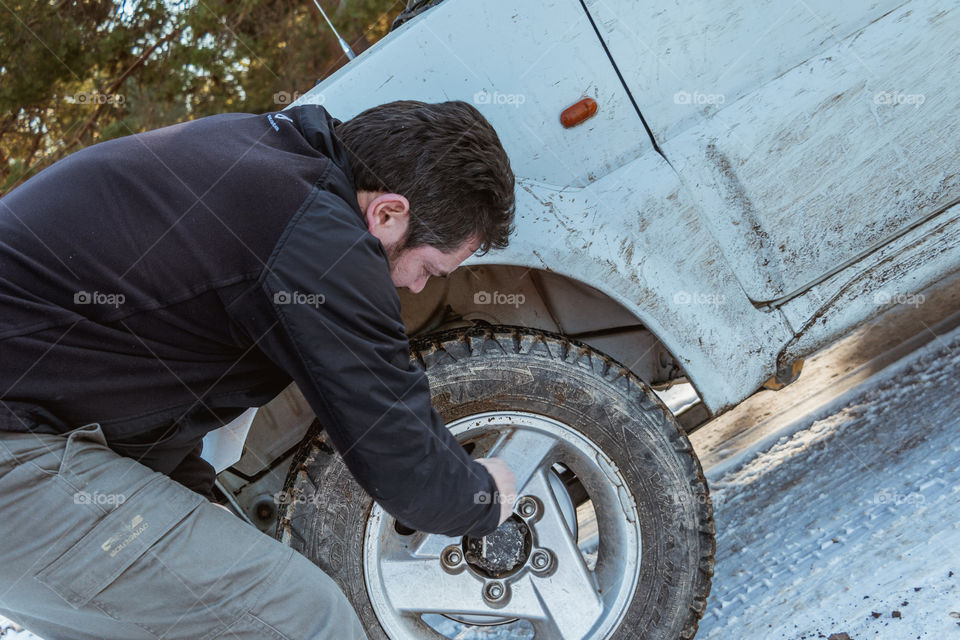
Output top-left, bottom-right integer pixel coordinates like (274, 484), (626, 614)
(4, 320), (959, 640)
(697, 322), (960, 639)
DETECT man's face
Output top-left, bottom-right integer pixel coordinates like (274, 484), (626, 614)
(359, 190), (479, 293)
(384, 240), (479, 293)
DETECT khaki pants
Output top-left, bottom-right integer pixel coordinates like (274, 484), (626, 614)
(0, 424), (367, 640)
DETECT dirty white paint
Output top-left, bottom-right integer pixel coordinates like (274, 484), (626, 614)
(291, 0), (795, 412)
(583, 0), (905, 144)
(661, 0), (960, 301)
(778, 201), (960, 362)
(290, 0), (960, 414)
(459, 159), (793, 413)
(295, 0), (652, 188)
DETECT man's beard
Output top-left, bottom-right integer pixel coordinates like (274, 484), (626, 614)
(384, 239), (405, 271)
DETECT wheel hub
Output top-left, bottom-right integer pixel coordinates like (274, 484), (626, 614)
(362, 411), (643, 639)
(463, 515), (531, 578)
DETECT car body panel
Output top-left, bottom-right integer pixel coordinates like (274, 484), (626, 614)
(777, 201), (960, 362)
(586, 0), (960, 301)
(281, 0), (960, 415)
(581, 0), (906, 144)
(460, 159), (794, 412)
(306, 0), (652, 188)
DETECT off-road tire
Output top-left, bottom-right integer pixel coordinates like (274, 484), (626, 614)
(276, 326), (714, 639)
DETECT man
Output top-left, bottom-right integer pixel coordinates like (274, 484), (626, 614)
(0, 100), (518, 639)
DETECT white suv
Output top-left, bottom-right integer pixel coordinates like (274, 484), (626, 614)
(214, 2), (960, 639)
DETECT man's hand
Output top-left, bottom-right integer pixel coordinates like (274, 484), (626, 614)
(476, 457), (517, 526)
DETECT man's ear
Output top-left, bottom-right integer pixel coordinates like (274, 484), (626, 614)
(364, 193), (410, 248)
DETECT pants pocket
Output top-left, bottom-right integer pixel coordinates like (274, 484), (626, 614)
(34, 473), (205, 609)
(16, 422), (109, 479)
(58, 422), (110, 473)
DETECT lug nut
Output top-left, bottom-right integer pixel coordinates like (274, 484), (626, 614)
(484, 581), (506, 602)
(531, 549), (552, 571)
(516, 496), (538, 518)
(441, 545), (464, 569)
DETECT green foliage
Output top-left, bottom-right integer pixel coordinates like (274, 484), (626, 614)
(0, 0), (403, 194)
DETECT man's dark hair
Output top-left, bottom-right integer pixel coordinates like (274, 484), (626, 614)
(335, 100), (515, 255)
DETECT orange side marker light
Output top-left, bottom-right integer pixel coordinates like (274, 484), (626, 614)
(560, 98), (598, 128)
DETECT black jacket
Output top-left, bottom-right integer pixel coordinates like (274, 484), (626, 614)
(0, 105), (500, 537)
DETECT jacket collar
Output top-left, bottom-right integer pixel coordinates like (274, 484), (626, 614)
(290, 104), (365, 222)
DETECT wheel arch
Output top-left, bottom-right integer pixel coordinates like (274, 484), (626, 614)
(401, 211), (789, 415)
(431, 158), (793, 414)
(401, 263), (689, 394)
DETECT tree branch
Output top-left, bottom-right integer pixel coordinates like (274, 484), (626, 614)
(63, 26), (183, 151)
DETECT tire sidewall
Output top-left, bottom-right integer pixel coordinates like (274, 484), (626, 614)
(278, 328), (713, 640)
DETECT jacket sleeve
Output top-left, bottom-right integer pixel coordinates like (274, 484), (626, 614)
(167, 441), (217, 500)
(236, 188), (501, 537)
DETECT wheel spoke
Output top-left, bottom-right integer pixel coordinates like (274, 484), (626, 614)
(378, 554), (547, 620)
(524, 469), (605, 639)
(410, 532), (459, 559)
(379, 555), (488, 615)
(381, 554), (601, 632)
(365, 410), (642, 640)
(486, 426), (557, 493)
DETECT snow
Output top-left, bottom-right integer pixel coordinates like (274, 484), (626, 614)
(698, 323), (960, 639)
(4, 327), (959, 640)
